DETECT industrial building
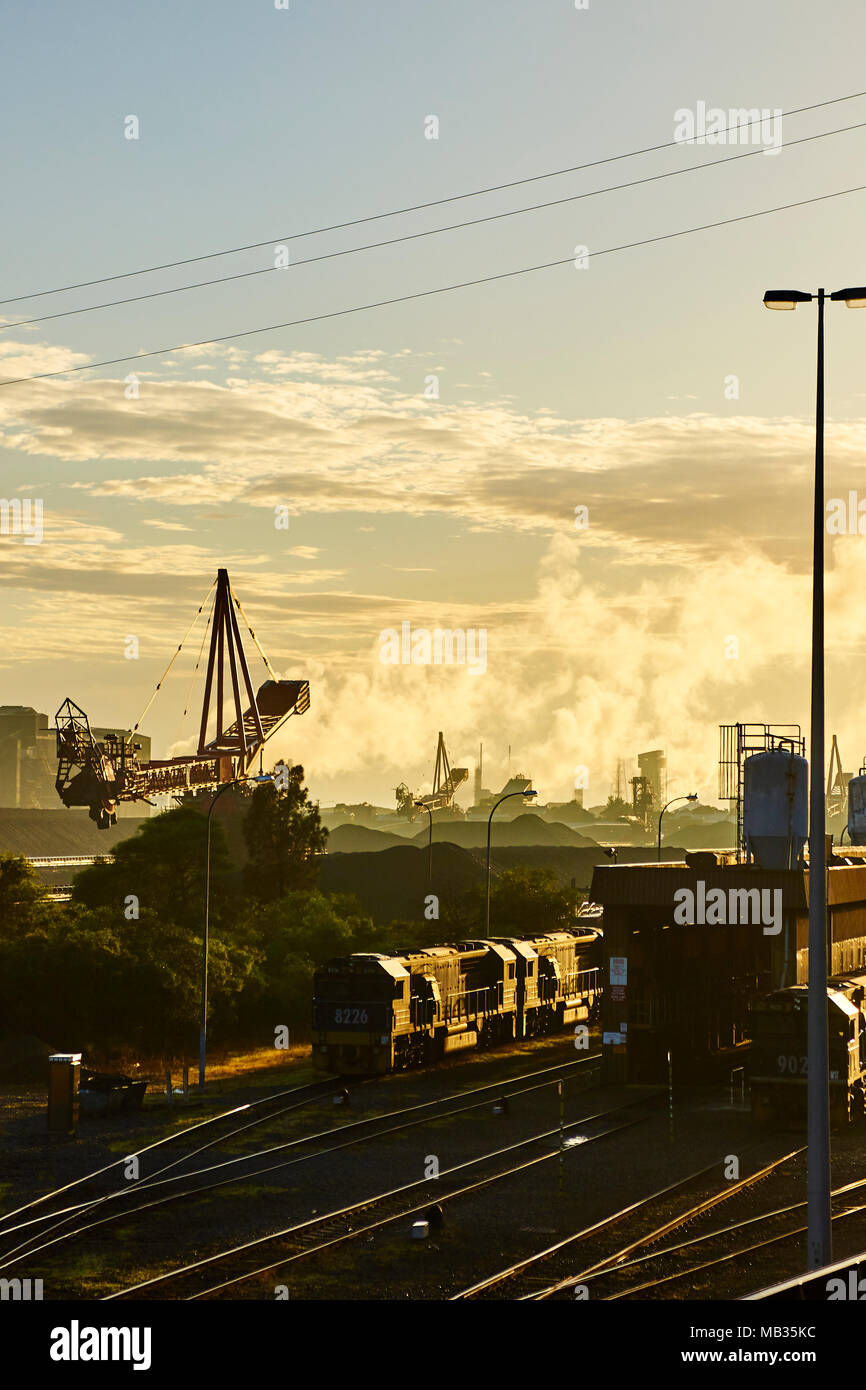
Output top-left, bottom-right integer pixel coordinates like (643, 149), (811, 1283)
(0, 706), (151, 813)
(593, 851), (866, 1083)
(593, 723), (866, 1084)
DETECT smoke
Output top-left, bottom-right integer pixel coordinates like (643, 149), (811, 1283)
(270, 529), (862, 809)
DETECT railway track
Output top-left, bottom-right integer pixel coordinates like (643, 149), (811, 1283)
(594, 1173), (866, 1301)
(453, 1142), (806, 1299)
(105, 1089), (657, 1300)
(1, 1050), (605, 1290)
(0, 1075), (343, 1264)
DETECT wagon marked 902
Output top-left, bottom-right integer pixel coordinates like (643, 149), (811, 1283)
(750, 972), (866, 1126)
(312, 925), (602, 1074)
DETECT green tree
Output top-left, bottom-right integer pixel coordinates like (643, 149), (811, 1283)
(61, 806), (250, 1058)
(242, 765), (327, 900)
(439, 865), (583, 938)
(0, 899), (258, 1061)
(235, 889), (374, 1035)
(0, 852), (47, 937)
(72, 806), (234, 930)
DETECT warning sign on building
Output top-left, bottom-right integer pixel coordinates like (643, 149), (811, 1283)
(609, 956), (628, 987)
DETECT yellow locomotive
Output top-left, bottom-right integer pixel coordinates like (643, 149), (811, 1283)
(312, 926), (601, 1074)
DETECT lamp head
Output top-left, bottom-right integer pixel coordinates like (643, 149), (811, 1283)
(830, 286), (866, 308)
(763, 290), (813, 310)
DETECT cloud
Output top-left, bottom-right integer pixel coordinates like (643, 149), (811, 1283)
(0, 337), (91, 381)
(1, 342), (861, 572)
(3, 340), (863, 805)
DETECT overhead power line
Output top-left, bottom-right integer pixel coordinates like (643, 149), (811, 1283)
(1, 88), (864, 308)
(2, 118), (864, 335)
(2, 180), (864, 390)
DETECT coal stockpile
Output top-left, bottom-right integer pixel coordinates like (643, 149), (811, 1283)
(0, 808), (148, 857)
(318, 842), (484, 923)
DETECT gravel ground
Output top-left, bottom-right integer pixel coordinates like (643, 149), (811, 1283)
(2, 1038), (864, 1302)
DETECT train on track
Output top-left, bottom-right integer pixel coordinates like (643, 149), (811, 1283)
(312, 923), (602, 1074)
(750, 972), (866, 1125)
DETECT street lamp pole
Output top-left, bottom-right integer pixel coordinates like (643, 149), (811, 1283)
(485, 788), (537, 937)
(763, 284), (866, 1269)
(657, 794), (698, 862)
(415, 802), (434, 893)
(200, 771), (273, 1090)
(806, 286), (831, 1273)
(200, 778), (238, 1090)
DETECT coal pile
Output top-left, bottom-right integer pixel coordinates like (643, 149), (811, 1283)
(319, 842), (484, 923)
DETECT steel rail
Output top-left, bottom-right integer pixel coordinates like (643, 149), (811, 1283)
(0, 1076), (340, 1232)
(1, 1051), (599, 1241)
(524, 1145), (805, 1299)
(452, 1154), (735, 1299)
(0, 1084), (346, 1263)
(592, 1172), (866, 1299)
(0, 1053), (604, 1271)
(608, 1201), (866, 1299)
(188, 1118), (647, 1302)
(104, 1102), (651, 1299)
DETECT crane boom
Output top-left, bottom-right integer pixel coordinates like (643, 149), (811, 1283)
(54, 569), (309, 827)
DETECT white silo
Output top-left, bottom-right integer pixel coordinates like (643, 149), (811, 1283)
(743, 747), (808, 869)
(848, 771), (866, 845)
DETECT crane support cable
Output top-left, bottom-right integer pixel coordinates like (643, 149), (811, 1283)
(131, 578), (217, 735)
(231, 589), (278, 682)
(173, 586), (217, 750)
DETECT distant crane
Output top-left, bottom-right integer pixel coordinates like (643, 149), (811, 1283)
(396, 731), (469, 819)
(826, 733), (851, 825)
(54, 568), (309, 827)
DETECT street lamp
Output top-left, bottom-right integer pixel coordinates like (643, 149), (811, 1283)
(485, 788), (538, 937)
(763, 284), (866, 1270)
(414, 801), (434, 892)
(200, 772), (273, 1090)
(657, 794), (698, 862)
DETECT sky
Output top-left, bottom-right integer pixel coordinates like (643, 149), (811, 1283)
(3, 0), (866, 809)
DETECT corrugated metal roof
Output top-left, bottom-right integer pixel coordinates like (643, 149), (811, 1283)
(589, 861), (866, 911)
(589, 862), (808, 909)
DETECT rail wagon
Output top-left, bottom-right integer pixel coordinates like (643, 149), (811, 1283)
(750, 972), (866, 1125)
(312, 926), (601, 1074)
(492, 928), (601, 1038)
